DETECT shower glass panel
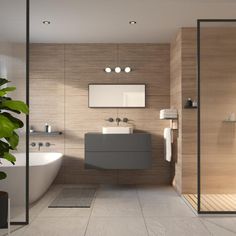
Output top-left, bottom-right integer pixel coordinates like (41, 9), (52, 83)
(0, 0), (29, 224)
(198, 20), (236, 213)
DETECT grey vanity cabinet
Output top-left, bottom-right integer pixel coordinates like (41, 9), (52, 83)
(85, 133), (151, 169)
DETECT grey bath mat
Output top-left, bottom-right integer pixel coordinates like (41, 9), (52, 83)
(49, 187), (97, 208)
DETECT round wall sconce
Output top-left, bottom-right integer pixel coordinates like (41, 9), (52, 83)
(105, 67), (112, 73)
(124, 67), (131, 73)
(115, 67), (121, 73)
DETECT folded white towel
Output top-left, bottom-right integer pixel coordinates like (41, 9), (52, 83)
(160, 109), (177, 120)
(160, 114), (177, 119)
(164, 128), (172, 162)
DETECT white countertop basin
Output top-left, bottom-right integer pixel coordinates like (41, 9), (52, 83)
(102, 126), (133, 134)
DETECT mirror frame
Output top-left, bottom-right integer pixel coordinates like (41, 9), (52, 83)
(88, 83), (146, 108)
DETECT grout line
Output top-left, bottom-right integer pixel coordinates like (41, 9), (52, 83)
(83, 185), (100, 236)
(199, 217), (236, 235)
(181, 195), (198, 216)
(135, 185), (150, 236)
(63, 44), (66, 183)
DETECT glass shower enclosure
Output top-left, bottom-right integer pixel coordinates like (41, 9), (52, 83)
(0, 0), (29, 225)
(198, 19), (236, 213)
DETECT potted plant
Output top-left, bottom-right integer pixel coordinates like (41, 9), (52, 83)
(0, 78), (29, 228)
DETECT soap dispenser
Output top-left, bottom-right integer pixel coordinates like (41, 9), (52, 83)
(184, 98), (193, 108)
(45, 123), (52, 133)
(45, 123), (49, 133)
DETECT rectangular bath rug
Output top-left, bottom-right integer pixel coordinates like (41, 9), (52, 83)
(49, 187), (97, 208)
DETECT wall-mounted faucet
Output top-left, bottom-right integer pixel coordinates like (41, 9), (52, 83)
(45, 142), (55, 147)
(30, 142), (55, 151)
(38, 142), (43, 151)
(30, 142), (36, 147)
(105, 118), (114, 122)
(116, 117), (121, 126)
(105, 117), (130, 126)
(123, 118), (129, 123)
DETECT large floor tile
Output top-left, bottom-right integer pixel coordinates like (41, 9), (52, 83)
(200, 217), (236, 235)
(137, 186), (180, 203)
(29, 185), (63, 221)
(37, 207), (92, 218)
(0, 223), (27, 236)
(145, 217), (211, 236)
(92, 197), (142, 217)
(10, 226), (27, 236)
(141, 198), (195, 217)
(22, 217), (89, 236)
(85, 217), (148, 236)
(96, 185), (137, 199)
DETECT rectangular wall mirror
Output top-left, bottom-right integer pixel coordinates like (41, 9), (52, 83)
(89, 84), (146, 108)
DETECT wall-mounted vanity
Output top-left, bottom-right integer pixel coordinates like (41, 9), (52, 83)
(86, 83), (151, 169)
(85, 133), (151, 169)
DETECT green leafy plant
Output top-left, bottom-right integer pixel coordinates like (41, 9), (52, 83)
(0, 78), (29, 180)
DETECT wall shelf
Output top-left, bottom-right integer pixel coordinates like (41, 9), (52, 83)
(30, 131), (63, 136)
(184, 107), (197, 109)
(223, 120), (236, 123)
(160, 118), (178, 120)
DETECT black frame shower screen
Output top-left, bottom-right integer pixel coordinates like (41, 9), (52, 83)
(0, 0), (30, 225)
(11, 0), (29, 225)
(197, 19), (236, 214)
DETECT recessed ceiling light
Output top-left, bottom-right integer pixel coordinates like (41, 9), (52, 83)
(43, 20), (51, 25)
(129, 21), (137, 25)
(115, 67), (121, 73)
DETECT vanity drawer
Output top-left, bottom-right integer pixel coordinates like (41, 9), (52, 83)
(85, 151), (151, 169)
(85, 133), (151, 152)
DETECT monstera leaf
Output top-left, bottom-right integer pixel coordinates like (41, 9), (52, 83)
(5, 132), (19, 149)
(0, 114), (16, 138)
(0, 78), (10, 86)
(0, 87), (16, 96)
(0, 78), (29, 180)
(2, 100), (29, 114)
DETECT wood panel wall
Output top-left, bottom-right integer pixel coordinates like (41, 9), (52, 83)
(30, 43), (172, 185)
(170, 30), (183, 193)
(200, 28), (236, 193)
(171, 27), (236, 194)
(170, 28), (197, 194)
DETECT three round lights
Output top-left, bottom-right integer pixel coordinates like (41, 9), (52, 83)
(104, 67), (132, 73)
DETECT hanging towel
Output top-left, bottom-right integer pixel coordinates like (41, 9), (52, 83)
(164, 128), (172, 162)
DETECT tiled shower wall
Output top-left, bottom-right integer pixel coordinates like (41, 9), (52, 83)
(30, 43), (172, 184)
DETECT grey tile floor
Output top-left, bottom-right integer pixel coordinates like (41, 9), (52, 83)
(2, 185), (236, 236)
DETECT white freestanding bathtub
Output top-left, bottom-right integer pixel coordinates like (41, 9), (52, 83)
(0, 152), (63, 206)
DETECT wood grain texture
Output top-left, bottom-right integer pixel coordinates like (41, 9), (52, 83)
(200, 28), (236, 194)
(170, 30), (183, 193)
(30, 43), (171, 184)
(170, 28), (197, 194)
(172, 27), (236, 194)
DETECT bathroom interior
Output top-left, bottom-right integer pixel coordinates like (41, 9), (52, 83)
(1, 0), (236, 235)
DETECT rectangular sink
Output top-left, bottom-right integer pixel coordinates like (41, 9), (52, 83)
(102, 126), (133, 134)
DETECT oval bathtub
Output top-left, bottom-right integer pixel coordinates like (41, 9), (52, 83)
(0, 152), (63, 205)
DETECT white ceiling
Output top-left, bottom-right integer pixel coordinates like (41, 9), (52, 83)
(1, 0), (236, 43)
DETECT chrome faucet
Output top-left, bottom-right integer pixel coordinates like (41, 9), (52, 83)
(105, 118), (114, 122)
(38, 142), (43, 151)
(45, 142), (55, 147)
(116, 117), (121, 126)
